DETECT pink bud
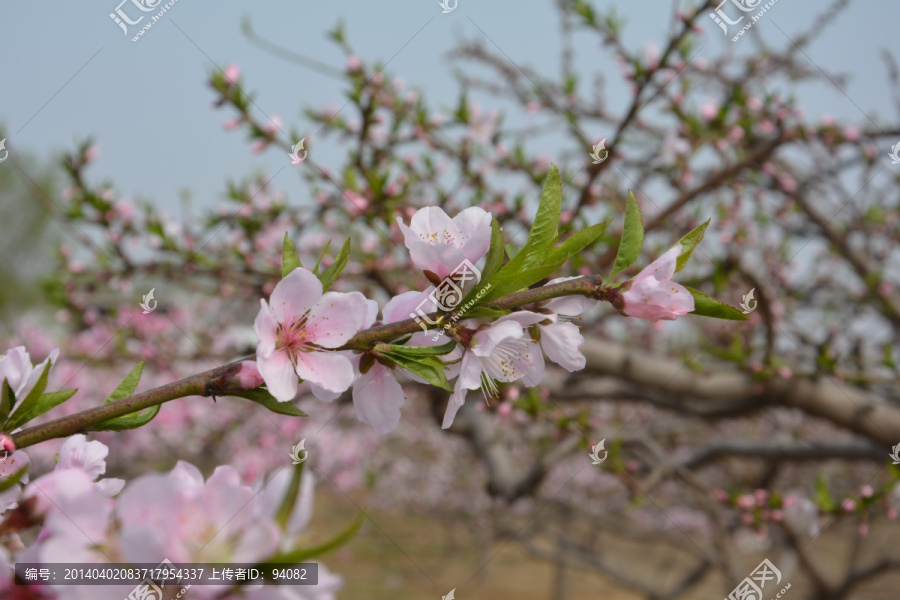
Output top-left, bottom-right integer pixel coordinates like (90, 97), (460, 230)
(223, 64), (240, 85)
(860, 485), (874, 498)
(346, 55), (362, 72)
(842, 499), (856, 512)
(0, 434), (14, 454)
(842, 126), (860, 142)
(714, 488), (728, 502)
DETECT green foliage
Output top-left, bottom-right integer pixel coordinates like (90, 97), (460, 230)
(318, 237), (351, 292)
(375, 343), (454, 391)
(685, 287), (749, 321)
(609, 191), (644, 282)
(673, 219), (710, 273)
(282, 233), (303, 278)
(90, 362), (161, 431)
(230, 388), (308, 417)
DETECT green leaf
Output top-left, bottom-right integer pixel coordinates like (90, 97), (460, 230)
(11, 389), (78, 428)
(104, 362), (144, 404)
(459, 306), (507, 319)
(90, 404), (161, 432)
(478, 260), (566, 304)
(5, 361), (52, 431)
(377, 350), (453, 391)
(263, 513), (364, 566)
(378, 340), (457, 358)
(230, 388), (309, 417)
(673, 219), (710, 273)
(545, 218), (612, 264)
(282, 233), (303, 278)
(0, 465), (28, 494)
(312, 239), (332, 276)
(505, 244), (522, 261)
(685, 287), (749, 320)
(318, 237), (351, 292)
(0, 381), (12, 424)
(482, 218), (505, 282)
(608, 191), (644, 282)
(521, 164), (562, 268)
(275, 462), (305, 530)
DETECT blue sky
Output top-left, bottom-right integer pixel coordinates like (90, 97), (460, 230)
(0, 1), (894, 215)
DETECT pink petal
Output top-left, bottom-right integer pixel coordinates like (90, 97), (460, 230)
(306, 291), (369, 348)
(352, 363), (405, 434)
(472, 320), (523, 358)
(497, 310), (549, 328)
(309, 383), (341, 402)
(634, 244), (681, 283)
(257, 349), (299, 402)
(442, 383), (469, 429)
(270, 268), (322, 325)
(382, 290), (431, 324)
(539, 321), (586, 371)
(254, 299), (278, 357)
(294, 351), (355, 393)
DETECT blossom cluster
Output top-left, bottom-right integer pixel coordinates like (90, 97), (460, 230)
(251, 205), (695, 433)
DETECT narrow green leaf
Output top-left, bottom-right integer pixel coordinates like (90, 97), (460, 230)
(0, 381), (12, 424)
(12, 389), (78, 427)
(275, 462), (304, 530)
(231, 388), (309, 417)
(318, 237), (351, 292)
(379, 352), (453, 391)
(609, 191), (644, 282)
(482, 219), (505, 282)
(377, 340), (457, 358)
(673, 219), (710, 273)
(459, 306), (507, 319)
(522, 164), (562, 268)
(0, 466), (28, 494)
(104, 362), (145, 404)
(478, 260), (566, 304)
(545, 218), (612, 264)
(282, 233), (303, 279)
(6, 361), (52, 431)
(313, 239), (332, 277)
(91, 404), (161, 432)
(685, 287), (749, 320)
(505, 244), (522, 261)
(263, 513), (365, 566)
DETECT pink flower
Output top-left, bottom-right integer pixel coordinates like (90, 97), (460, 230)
(621, 245), (695, 322)
(254, 268), (368, 402)
(538, 277), (598, 371)
(346, 55), (362, 72)
(397, 206), (493, 280)
(0, 435), (13, 454)
(842, 126), (860, 142)
(443, 313), (544, 428)
(0, 346), (59, 404)
(236, 360), (265, 389)
(223, 63), (240, 85)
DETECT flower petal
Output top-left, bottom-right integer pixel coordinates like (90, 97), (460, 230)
(257, 350), (299, 402)
(635, 244), (681, 283)
(294, 351), (355, 393)
(253, 299), (278, 358)
(442, 382), (469, 429)
(269, 268), (322, 324)
(353, 363), (405, 434)
(472, 320), (523, 358)
(539, 321), (586, 371)
(306, 291), (369, 348)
